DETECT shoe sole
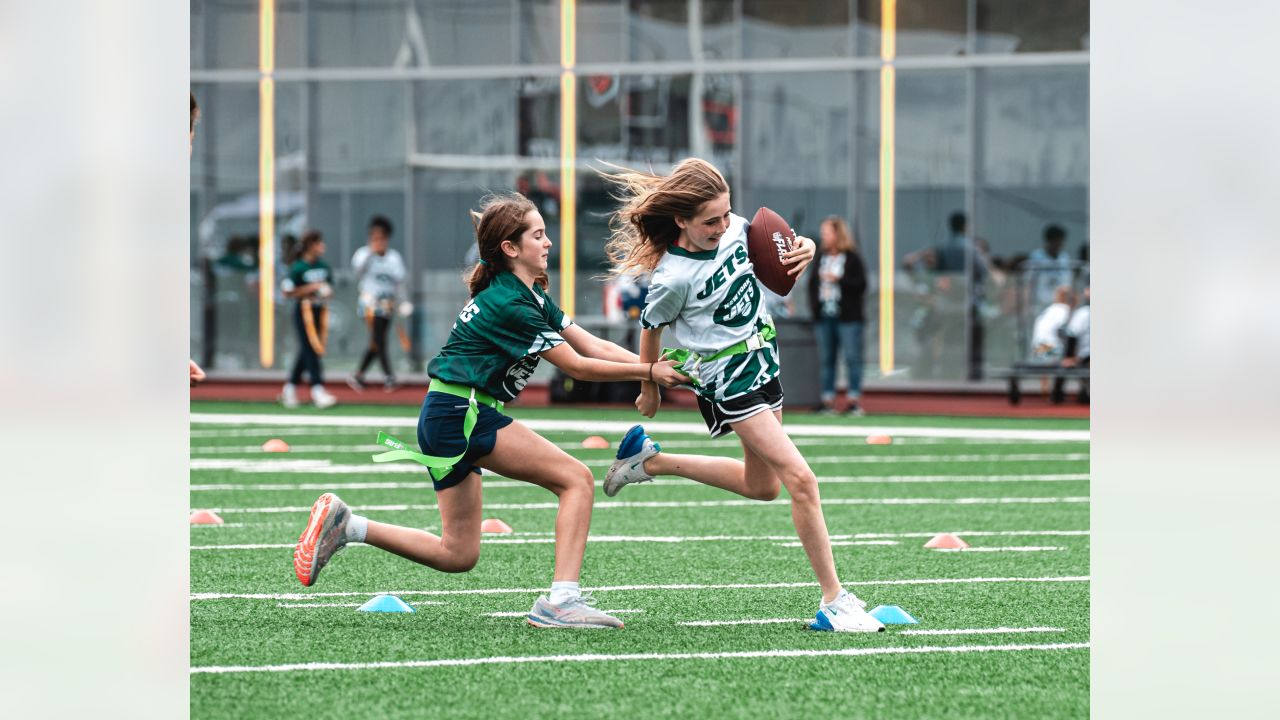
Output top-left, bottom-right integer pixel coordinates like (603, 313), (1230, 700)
(293, 494), (335, 586)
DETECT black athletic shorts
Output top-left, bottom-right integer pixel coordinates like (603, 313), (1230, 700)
(416, 390), (513, 491)
(696, 377), (784, 438)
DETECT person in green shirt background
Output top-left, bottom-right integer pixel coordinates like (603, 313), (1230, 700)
(280, 230), (337, 409)
(293, 193), (687, 629)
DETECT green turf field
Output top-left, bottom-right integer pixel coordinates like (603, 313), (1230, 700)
(190, 402), (1089, 719)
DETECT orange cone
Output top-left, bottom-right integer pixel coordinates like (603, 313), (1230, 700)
(480, 518), (514, 534)
(262, 438), (290, 453)
(866, 435), (892, 445)
(581, 435), (610, 449)
(189, 510), (224, 525)
(924, 532), (969, 549)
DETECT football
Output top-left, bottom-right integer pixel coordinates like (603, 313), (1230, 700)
(746, 206), (797, 296)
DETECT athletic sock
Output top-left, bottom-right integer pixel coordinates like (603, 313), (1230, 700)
(822, 589), (850, 609)
(345, 514), (368, 543)
(549, 581), (581, 605)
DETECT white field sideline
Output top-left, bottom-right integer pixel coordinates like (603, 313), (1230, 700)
(932, 546), (1066, 552)
(190, 575), (1090, 601)
(191, 428), (1082, 446)
(188, 454), (1087, 474)
(484, 609), (644, 618)
(190, 642), (1089, 675)
(188, 529), (1089, 551)
(205, 496), (1089, 514)
(901, 627), (1066, 636)
(190, 438), (1086, 454)
(678, 620), (1066, 633)
(189, 473), (1090, 491)
(191, 413), (1089, 442)
(189, 538), (903, 551)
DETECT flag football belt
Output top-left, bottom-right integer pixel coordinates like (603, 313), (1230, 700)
(370, 379), (504, 475)
(662, 323), (777, 387)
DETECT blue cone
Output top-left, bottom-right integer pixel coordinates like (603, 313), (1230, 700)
(869, 604), (918, 625)
(358, 594), (415, 613)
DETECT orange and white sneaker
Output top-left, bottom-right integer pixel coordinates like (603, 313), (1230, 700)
(293, 492), (351, 587)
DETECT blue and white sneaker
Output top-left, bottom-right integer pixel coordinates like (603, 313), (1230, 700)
(603, 425), (661, 497)
(526, 594), (624, 629)
(810, 591), (885, 633)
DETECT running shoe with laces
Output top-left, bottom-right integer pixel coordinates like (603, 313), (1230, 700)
(526, 593), (624, 629)
(810, 591), (885, 633)
(603, 425), (661, 497)
(293, 492), (352, 587)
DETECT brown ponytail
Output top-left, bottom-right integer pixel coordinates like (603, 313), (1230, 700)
(601, 157), (730, 276)
(464, 193), (548, 297)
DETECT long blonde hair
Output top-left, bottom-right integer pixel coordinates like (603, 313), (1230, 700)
(464, 193), (547, 297)
(601, 158), (730, 276)
(822, 215), (857, 254)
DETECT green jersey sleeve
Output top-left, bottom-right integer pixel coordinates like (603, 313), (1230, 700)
(491, 297), (567, 358)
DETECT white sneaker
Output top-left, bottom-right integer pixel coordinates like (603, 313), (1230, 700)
(603, 425), (660, 497)
(280, 383), (299, 409)
(526, 594), (624, 629)
(811, 591), (885, 633)
(312, 385), (337, 409)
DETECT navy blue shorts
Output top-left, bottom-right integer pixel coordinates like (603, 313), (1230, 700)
(416, 390), (514, 491)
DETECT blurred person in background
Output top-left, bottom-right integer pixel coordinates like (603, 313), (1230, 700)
(903, 211), (989, 380)
(807, 215), (868, 415)
(1057, 286), (1090, 403)
(349, 215), (407, 392)
(1027, 224), (1074, 309)
(280, 230), (337, 409)
(1031, 284), (1075, 395)
(190, 92), (205, 386)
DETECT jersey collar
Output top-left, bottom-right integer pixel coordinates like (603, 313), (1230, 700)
(667, 244), (718, 261)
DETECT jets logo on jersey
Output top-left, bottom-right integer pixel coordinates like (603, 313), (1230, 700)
(502, 356), (538, 396)
(713, 275), (760, 328)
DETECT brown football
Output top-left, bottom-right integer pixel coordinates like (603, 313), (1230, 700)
(746, 206), (797, 295)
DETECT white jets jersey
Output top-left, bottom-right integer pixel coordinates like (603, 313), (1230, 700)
(640, 212), (779, 402)
(352, 247), (406, 314)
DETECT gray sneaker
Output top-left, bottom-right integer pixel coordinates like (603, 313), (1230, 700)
(526, 594), (625, 629)
(293, 492), (351, 587)
(603, 425), (660, 497)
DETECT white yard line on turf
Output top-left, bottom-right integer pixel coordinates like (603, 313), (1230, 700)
(900, 627), (1065, 636)
(189, 642), (1089, 675)
(188, 455), (1087, 475)
(191, 427), (1081, 446)
(932, 546), (1066, 552)
(189, 522), (247, 528)
(276, 601), (445, 608)
(189, 575), (1090, 601)
(191, 537), (904, 551)
(191, 413), (1090, 442)
(483, 609), (644, 618)
(190, 438), (1086, 453)
(679, 618), (804, 626)
(205, 496), (1090, 514)
(188, 473), (1090, 489)
(190, 530), (1088, 552)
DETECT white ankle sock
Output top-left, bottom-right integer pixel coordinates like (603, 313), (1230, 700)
(345, 514), (368, 543)
(549, 581), (580, 605)
(822, 589), (849, 608)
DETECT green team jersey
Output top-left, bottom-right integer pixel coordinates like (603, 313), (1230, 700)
(285, 258), (334, 305)
(427, 271), (572, 402)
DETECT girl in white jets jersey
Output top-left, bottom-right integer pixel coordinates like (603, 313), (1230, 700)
(600, 158), (885, 632)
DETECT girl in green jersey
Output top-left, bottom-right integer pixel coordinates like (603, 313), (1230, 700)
(293, 193), (686, 629)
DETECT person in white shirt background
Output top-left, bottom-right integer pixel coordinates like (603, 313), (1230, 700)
(349, 215), (407, 392)
(1057, 285), (1090, 403)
